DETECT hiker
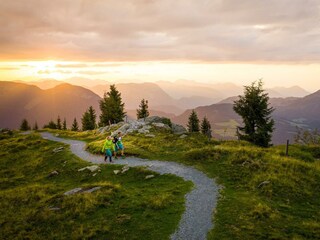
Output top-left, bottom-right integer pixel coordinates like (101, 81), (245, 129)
(112, 135), (119, 159)
(102, 136), (115, 163)
(114, 132), (125, 158)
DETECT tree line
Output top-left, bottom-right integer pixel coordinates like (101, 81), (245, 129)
(186, 80), (274, 147)
(19, 80), (275, 147)
(20, 85), (150, 132)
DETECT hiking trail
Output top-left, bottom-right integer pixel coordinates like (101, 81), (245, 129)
(41, 132), (219, 240)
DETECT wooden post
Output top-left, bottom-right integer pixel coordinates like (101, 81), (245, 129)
(286, 139), (289, 156)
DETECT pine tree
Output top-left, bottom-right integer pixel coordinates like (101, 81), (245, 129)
(20, 119), (31, 131)
(82, 106), (96, 131)
(88, 106), (96, 129)
(33, 121), (39, 130)
(99, 85), (126, 126)
(44, 120), (57, 129)
(71, 118), (79, 131)
(187, 110), (200, 132)
(136, 99), (150, 119)
(56, 116), (62, 130)
(201, 116), (212, 138)
(233, 80), (275, 147)
(63, 118), (67, 130)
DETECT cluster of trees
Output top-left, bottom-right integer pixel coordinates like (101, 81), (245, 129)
(187, 110), (212, 138)
(20, 84), (137, 132)
(43, 116), (67, 130)
(19, 80), (276, 148)
(187, 80), (275, 147)
(20, 119), (38, 131)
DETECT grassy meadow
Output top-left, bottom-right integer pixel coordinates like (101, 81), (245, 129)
(50, 127), (320, 240)
(0, 132), (192, 240)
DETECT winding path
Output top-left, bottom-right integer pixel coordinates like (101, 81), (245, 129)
(41, 132), (219, 240)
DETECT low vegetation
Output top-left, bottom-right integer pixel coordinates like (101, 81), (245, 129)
(49, 127), (320, 239)
(0, 132), (192, 239)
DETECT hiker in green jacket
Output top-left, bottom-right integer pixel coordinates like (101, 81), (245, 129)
(102, 136), (115, 163)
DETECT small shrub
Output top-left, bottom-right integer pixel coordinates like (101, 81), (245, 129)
(161, 118), (172, 128)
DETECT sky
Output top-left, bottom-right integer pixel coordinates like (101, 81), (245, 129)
(0, 0), (319, 91)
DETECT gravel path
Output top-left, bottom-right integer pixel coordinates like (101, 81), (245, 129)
(41, 132), (219, 240)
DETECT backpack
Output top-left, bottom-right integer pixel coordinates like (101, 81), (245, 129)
(112, 136), (118, 144)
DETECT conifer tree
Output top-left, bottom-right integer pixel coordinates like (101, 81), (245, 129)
(63, 118), (67, 130)
(99, 85), (126, 126)
(136, 99), (150, 119)
(56, 116), (62, 130)
(233, 80), (274, 147)
(20, 119), (31, 131)
(187, 110), (200, 132)
(44, 120), (57, 129)
(71, 118), (79, 131)
(201, 116), (212, 138)
(82, 106), (96, 130)
(33, 121), (38, 130)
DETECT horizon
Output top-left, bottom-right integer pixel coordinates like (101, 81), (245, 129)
(1, 1), (320, 92)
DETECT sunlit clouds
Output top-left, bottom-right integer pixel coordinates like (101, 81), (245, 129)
(0, 0), (320, 90)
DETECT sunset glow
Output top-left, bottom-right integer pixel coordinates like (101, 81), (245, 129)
(1, 61), (320, 91)
(1, 0), (320, 90)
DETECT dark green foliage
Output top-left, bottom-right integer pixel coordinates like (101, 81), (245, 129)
(19, 118), (31, 131)
(82, 106), (96, 131)
(63, 118), (67, 130)
(71, 118), (79, 131)
(33, 121), (38, 130)
(56, 116), (62, 130)
(187, 110), (200, 132)
(201, 116), (212, 138)
(136, 99), (150, 119)
(162, 118), (172, 128)
(44, 120), (57, 129)
(99, 85), (126, 126)
(233, 80), (275, 147)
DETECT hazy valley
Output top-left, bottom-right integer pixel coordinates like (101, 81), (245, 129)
(1, 79), (317, 144)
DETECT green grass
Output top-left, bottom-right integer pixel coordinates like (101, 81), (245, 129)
(69, 129), (320, 239)
(0, 132), (192, 240)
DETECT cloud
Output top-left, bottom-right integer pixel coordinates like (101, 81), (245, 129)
(0, 67), (20, 70)
(55, 64), (88, 68)
(77, 70), (111, 75)
(0, 0), (319, 62)
(37, 69), (72, 74)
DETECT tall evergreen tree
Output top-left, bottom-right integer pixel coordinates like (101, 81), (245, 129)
(20, 119), (31, 131)
(63, 118), (67, 130)
(82, 106), (96, 130)
(99, 85), (125, 126)
(56, 116), (62, 130)
(233, 80), (275, 147)
(33, 121), (39, 130)
(71, 118), (79, 131)
(201, 116), (212, 138)
(187, 110), (200, 132)
(136, 99), (150, 119)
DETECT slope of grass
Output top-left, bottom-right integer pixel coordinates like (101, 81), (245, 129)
(0, 132), (192, 240)
(68, 129), (320, 239)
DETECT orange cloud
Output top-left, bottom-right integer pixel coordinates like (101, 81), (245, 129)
(0, 0), (319, 62)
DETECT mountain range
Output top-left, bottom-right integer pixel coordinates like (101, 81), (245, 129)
(1, 79), (318, 144)
(0, 81), (101, 129)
